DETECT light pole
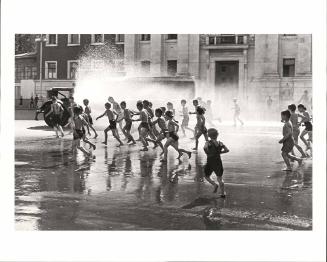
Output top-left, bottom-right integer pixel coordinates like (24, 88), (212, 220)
(35, 34), (46, 102)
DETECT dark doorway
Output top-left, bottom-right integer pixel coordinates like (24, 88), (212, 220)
(215, 61), (239, 88)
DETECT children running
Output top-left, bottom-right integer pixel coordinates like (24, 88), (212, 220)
(96, 102), (123, 147)
(279, 110), (303, 171)
(288, 104), (307, 158)
(193, 106), (209, 151)
(72, 106), (96, 157)
(232, 98), (244, 127)
(180, 99), (195, 137)
(118, 101), (136, 145)
(83, 99), (98, 138)
(133, 101), (150, 151)
(161, 111), (192, 162)
(203, 128), (229, 197)
(297, 104), (312, 151)
(45, 96), (65, 138)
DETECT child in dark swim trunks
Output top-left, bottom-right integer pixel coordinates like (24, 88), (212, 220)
(180, 99), (194, 137)
(133, 101), (150, 151)
(45, 96), (64, 138)
(279, 110), (303, 171)
(118, 101), (136, 145)
(161, 111), (192, 162)
(146, 108), (168, 154)
(203, 128), (229, 197)
(72, 106), (96, 157)
(96, 103), (123, 147)
(193, 106), (209, 151)
(297, 104), (312, 151)
(83, 99), (98, 138)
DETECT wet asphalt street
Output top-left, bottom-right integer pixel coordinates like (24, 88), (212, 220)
(15, 120), (312, 230)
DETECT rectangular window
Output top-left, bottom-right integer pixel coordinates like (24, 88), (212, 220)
(91, 34), (104, 45)
(167, 34), (177, 40)
(46, 34), (58, 46)
(140, 34), (151, 41)
(68, 34), (80, 45)
(220, 35), (236, 44)
(32, 66), (38, 79)
(25, 67), (32, 79)
(283, 58), (295, 77)
(116, 34), (125, 43)
(67, 61), (79, 79)
(167, 60), (177, 76)
(141, 61), (150, 73)
(208, 36), (215, 45)
(45, 61), (57, 79)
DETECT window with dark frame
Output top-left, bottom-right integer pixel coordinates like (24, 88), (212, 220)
(47, 62), (57, 79)
(94, 34), (104, 43)
(69, 61), (78, 79)
(167, 34), (177, 40)
(209, 36), (215, 45)
(141, 61), (150, 73)
(48, 34), (57, 45)
(283, 58), (295, 77)
(140, 34), (151, 41)
(167, 60), (177, 76)
(69, 34), (79, 45)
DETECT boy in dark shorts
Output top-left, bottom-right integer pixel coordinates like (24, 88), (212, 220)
(96, 103), (123, 147)
(193, 106), (209, 151)
(132, 101), (150, 151)
(203, 128), (229, 197)
(83, 99), (98, 138)
(297, 104), (312, 151)
(118, 101), (136, 145)
(279, 110), (303, 171)
(72, 106), (96, 157)
(180, 99), (194, 137)
(45, 96), (64, 138)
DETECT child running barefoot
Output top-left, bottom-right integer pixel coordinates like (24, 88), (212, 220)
(96, 103), (123, 147)
(72, 106), (96, 157)
(232, 98), (244, 127)
(180, 99), (195, 137)
(161, 111), (192, 162)
(203, 128), (229, 197)
(45, 96), (65, 138)
(193, 106), (209, 151)
(297, 104), (312, 151)
(133, 101), (150, 151)
(118, 101), (136, 145)
(288, 104), (307, 158)
(146, 108), (168, 154)
(83, 99), (98, 138)
(279, 110), (303, 171)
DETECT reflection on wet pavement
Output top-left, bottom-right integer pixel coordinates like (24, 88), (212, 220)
(15, 125), (312, 230)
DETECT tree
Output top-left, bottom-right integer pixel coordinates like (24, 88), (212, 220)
(15, 34), (37, 54)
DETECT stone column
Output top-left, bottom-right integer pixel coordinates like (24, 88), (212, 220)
(188, 34), (200, 79)
(296, 34), (312, 75)
(264, 34), (279, 76)
(177, 34), (190, 75)
(150, 34), (163, 76)
(124, 34), (137, 75)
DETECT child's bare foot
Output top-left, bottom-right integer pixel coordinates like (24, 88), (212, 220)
(102, 142), (107, 145)
(56, 135), (60, 138)
(92, 144), (96, 150)
(282, 167), (292, 171)
(140, 147), (148, 151)
(129, 141), (136, 145)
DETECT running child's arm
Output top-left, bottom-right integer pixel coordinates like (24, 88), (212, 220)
(96, 111), (106, 120)
(171, 120), (179, 132)
(220, 143), (230, 154)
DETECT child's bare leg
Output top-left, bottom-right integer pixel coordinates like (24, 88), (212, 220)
(86, 125), (91, 136)
(204, 175), (216, 186)
(204, 133), (209, 142)
(162, 141), (170, 161)
(287, 153), (302, 164)
(181, 126), (186, 136)
(193, 134), (201, 150)
(103, 127), (110, 144)
(127, 130), (136, 144)
(76, 139), (90, 156)
(140, 129), (148, 150)
(90, 125), (98, 137)
(216, 176), (225, 196)
(54, 126), (59, 137)
(83, 137), (96, 150)
(57, 125), (64, 136)
(112, 130), (123, 146)
(281, 152), (292, 170)
(294, 143), (306, 157)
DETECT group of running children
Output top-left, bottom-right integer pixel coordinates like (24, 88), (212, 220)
(46, 94), (312, 197)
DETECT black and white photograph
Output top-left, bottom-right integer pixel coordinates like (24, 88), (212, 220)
(14, 33), (313, 231)
(1, 0), (326, 261)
